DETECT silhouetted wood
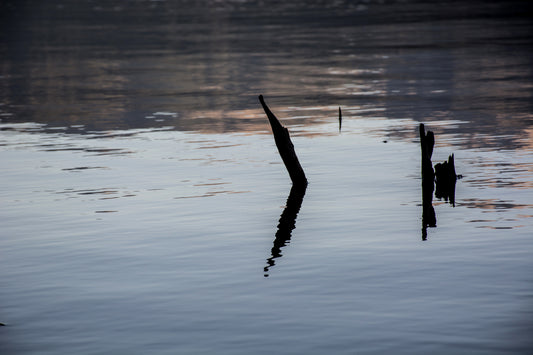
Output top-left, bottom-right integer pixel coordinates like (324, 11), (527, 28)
(419, 123), (436, 240)
(419, 124), (461, 240)
(259, 95), (308, 186)
(264, 183), (307, 277)
(339, 107), (342, 132)
(419, 123), (435, 184)
(435, 154), (457, 206)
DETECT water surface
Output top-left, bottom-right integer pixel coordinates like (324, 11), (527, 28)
(1, 1), (533, 354)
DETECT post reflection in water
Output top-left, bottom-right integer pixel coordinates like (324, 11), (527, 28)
(422, 176), (437, 241)
(264, 184), (307, 277)
(422, 175), (458, 240)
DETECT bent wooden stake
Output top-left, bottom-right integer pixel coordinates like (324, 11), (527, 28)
(259, 95), (308, 186)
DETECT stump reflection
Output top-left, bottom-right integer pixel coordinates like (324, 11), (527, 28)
(264, 184), (307, 277)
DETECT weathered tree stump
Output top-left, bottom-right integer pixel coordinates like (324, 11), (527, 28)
(419, 123), (435, 185)
(259, 95), (308, 186)
(435, 154), (457, 206)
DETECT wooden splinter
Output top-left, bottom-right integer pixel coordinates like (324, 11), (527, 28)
(259, 95), (308, 186)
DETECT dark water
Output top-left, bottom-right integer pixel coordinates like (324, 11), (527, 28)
(1, 1), (533, 354)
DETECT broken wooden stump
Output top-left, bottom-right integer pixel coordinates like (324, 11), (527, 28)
(435, 154), (457, 206)
(419, 123), (435, 186)
(259, 95), (308, 186)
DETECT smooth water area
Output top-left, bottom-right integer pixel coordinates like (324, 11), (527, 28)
(1, 1), (533, 354)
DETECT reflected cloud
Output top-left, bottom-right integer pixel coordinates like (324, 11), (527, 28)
(458, 198), (532, 212)
(1, 0), (531, 154)
(264, 184), (307, 277)
(463, 200), (533, 230)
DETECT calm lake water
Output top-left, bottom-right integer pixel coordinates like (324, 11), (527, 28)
(1, 1), (533, 354)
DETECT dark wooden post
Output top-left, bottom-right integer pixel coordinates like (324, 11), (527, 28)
(419, 124), (436, 239)
(259, 95), (308, 186)
(419, 123), (435, 183)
